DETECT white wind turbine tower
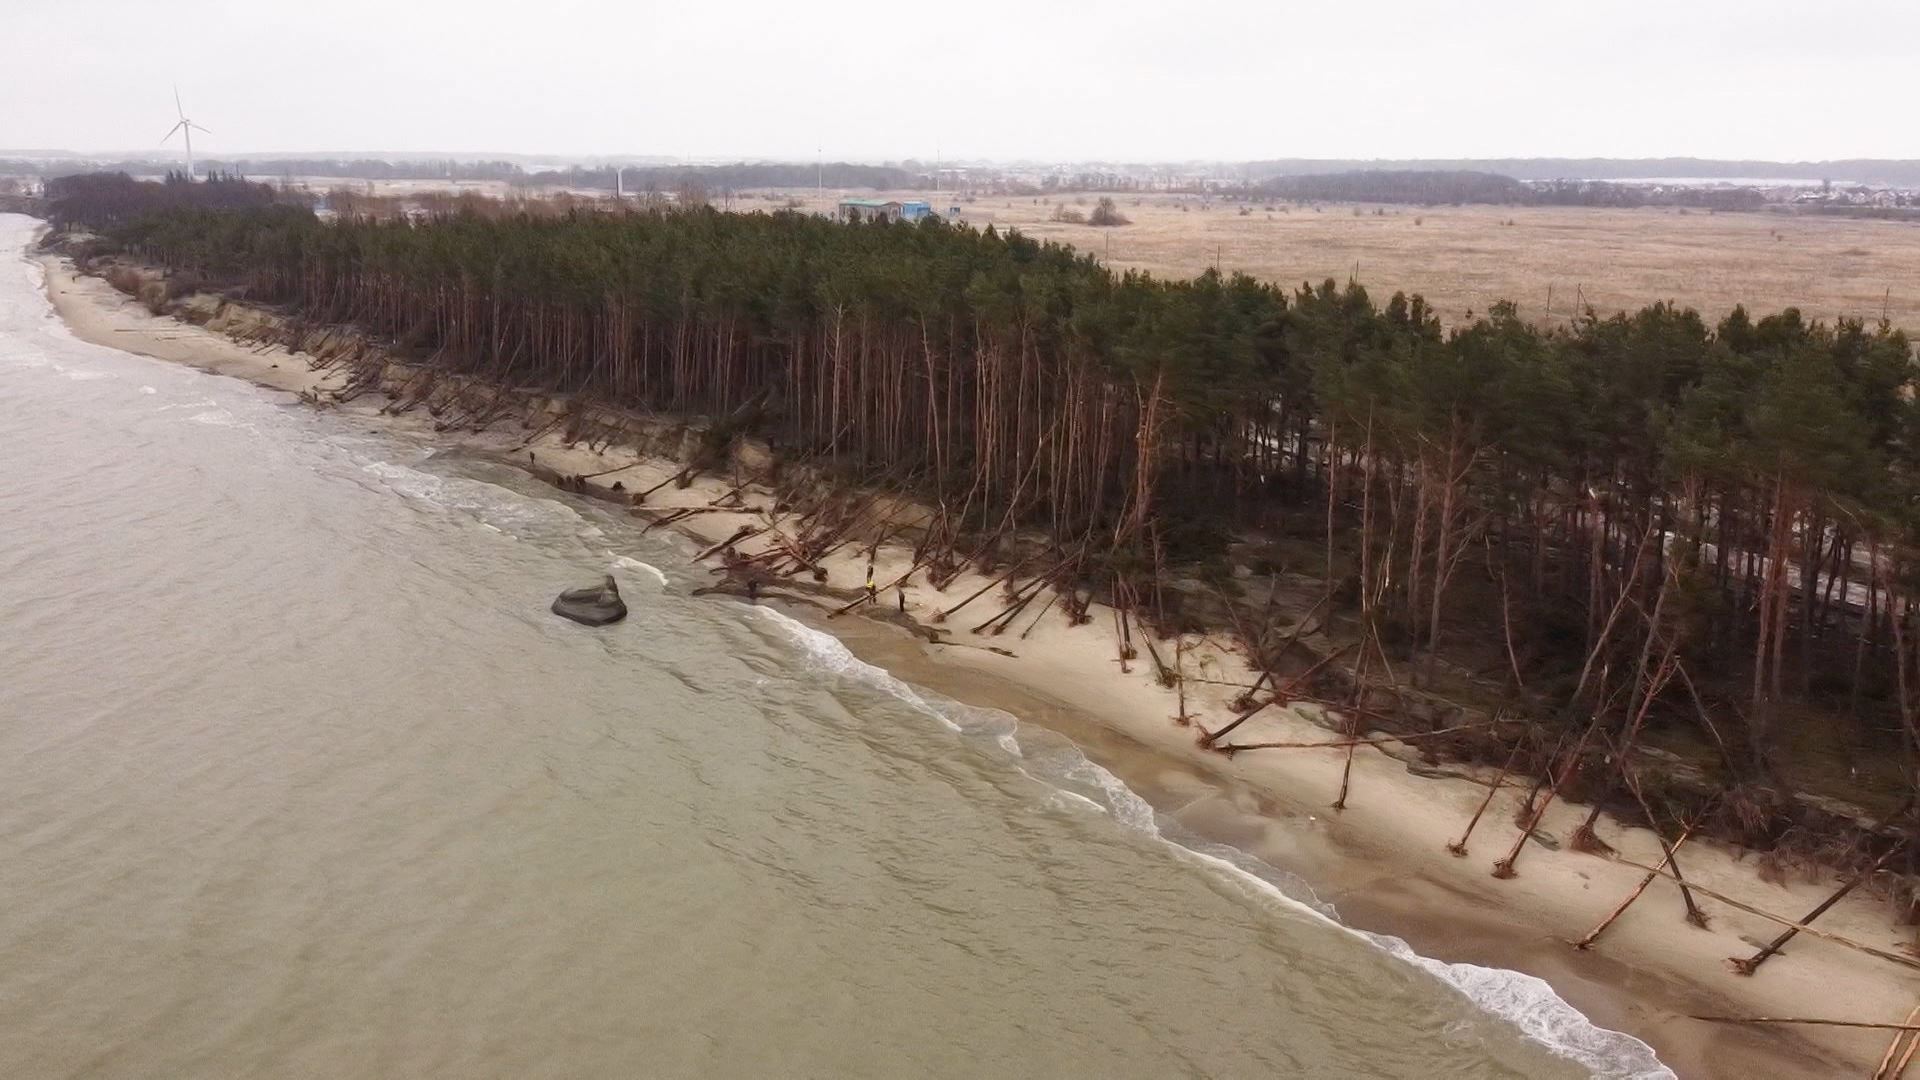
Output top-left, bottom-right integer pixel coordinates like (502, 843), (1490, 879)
(162, 88), (210, 180)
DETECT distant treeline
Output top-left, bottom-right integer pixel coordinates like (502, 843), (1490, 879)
(1257, 171), (1529, 205)
(2, 158), (178, 178)
(1528, 179), (1766, 210)
(3, 157), (524, 181)
(524, 162), (921, 192)
(1246, 157), (1920, 186)
(51, 173), (1920, 838)
(15, 158), (920, 191)
(1253, 170), (1766, 209)
(45, 172), (282, 229)
(17, 154), (1920, 190)
(204, 158), (524, 181)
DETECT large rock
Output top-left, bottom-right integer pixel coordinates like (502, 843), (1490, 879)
(552, 574), (627, 626)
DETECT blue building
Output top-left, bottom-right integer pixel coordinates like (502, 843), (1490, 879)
(837, 198), (937, 224)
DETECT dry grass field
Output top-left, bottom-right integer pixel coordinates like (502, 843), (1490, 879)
(291, 178), (1920, 333)
(769, 190), (1920, 332)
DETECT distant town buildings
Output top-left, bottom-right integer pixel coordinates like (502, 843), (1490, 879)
(1791, 184), (1917, 210)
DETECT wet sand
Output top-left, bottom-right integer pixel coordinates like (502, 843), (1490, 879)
(37, 249), (1920, 1078)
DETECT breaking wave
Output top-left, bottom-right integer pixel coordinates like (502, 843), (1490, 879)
(356, 458), (599, 542)
(753, 603), (1673, 1080)
(613, 555), (669, 585)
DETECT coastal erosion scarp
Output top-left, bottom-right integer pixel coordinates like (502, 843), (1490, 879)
(30, 240), (1919, 1080)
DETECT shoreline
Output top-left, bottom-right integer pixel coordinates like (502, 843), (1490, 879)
(29, 241), (1918, 1078)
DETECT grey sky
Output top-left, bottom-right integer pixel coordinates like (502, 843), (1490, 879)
(6, 0), (1914, 162)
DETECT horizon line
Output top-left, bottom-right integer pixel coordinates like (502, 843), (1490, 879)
(11, 151), (1920, 169)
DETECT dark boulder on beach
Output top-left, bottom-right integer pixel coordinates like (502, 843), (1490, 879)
(552, 575), (627, 626)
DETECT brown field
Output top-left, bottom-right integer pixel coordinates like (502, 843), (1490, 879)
(260, 178), (1920, 333)
(768, 190), (1920, 332)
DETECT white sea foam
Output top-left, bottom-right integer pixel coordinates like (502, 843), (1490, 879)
(360, 459), (446, 502)
(757, 605), (1029, 761)
(188, 408), (249, 428)
(752, 601), (1674, 1080)
(358, 458), (593, 539)
(1175, 839), (1673, 1079)
(1046, 788), (1108, 814)
(756, 606), (963, 733)
(614, 556), (668, 585)
(1379, 941), (1675, 1080)
(1060, 755), (1159, 832)
(347, 453), (672, 581)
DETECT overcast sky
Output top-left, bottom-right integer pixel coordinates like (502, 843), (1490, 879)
(5, 0), (1914, 163)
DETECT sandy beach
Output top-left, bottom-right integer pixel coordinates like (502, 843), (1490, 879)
(35, 250), (1920, 1079)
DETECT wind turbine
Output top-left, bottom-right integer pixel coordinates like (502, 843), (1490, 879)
(162, 87), (210, 180)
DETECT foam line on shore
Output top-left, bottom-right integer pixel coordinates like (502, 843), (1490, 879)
(613, 555), (669, 585)
(751, 602), (1673, 1079)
